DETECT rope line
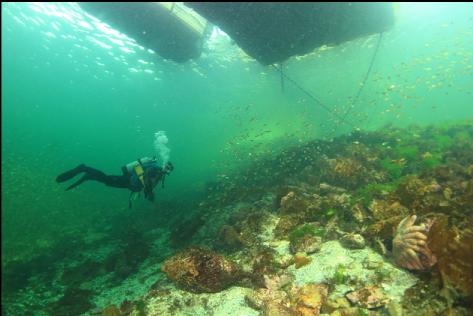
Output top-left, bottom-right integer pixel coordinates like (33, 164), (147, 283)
(271, 64), (356, 128)
(271, 32), (383, 131)
(339, 32), (383, 123)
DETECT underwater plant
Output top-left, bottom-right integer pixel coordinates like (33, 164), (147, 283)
(356, 181), (400, 207)
(380, 158), (404, 179)
(324, 208), (338, 218)
(428, 216), (473, 297)
(288, 223), (325, 254)
(393, 145), (418, 161)
(289, 223), (325, 241)
(333, 264), (348, 284)
(434, 134), (453, 150)
(420, 152), (442, 170)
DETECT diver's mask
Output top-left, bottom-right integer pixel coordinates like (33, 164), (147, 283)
(164, 162), (174, 174)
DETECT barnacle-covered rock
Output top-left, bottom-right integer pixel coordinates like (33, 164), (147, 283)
(392, 215), (437, 270)
(161, 247), (242, 293)
(274, 214), (304, 238)
(294, 253), (313, 269)
(324, 158), (368, 189)
(349, 203), (365, 224)
(363, 215), (403, 242)
(100, 305), (120, 316)
(321, 297), (351, 314)
(340, 233), (366, 250)
(345, 142), (378, 163)
(291, 235), (322, 255)
(290, 283), (328, 316)
(247, 283), (329, 316)
(289, 223), (324, 254)
(216, 225), (244, 251)
(369, 200), (407, 221)
(395, 176), (426, 208)
(462, 180), (473, 206)
(324, 218), (345, 241)
(263, 273), (294, 291)
(245, 288), (291, 315)
(319, 183), (346, 194)
(345, 286), (389, 309)
(279, 191), (309, 214)
(250, 246), (281, 277)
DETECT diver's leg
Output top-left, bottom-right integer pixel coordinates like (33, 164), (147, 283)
(60, 165), (129, 190)
(66, 167), (129, 190)
(56, 164), (86, 183)
(64, 166), (108, 191)
(102, 175), (130, 189)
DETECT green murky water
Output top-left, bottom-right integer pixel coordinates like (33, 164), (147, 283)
(2, 2), (473, 315)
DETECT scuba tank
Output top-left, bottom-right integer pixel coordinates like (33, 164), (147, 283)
(124, 157), (155, 174)
(125, 157), (160, 209)
(125, 157), (158, 192)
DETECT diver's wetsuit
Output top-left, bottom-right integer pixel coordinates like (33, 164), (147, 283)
(57, 161), (173, 205)
(56, 164), (130, 191)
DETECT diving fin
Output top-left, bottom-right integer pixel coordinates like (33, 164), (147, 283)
(65, 173), (89, 191)
(56, 164), (86, 183)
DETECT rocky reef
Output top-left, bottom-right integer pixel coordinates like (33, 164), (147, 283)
(109, 122), (471, 316)
(4, 122), (473, 315)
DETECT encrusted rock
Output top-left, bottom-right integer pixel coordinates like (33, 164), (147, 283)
(324, 158), (368, 189)
(274, 214), (303, 238)
(349, 203), (365, 224)
(294, 253), (312, 269)
(274, 254), (294, 269)
(328, 307), (363, 316)
(324, 219), (344, 240)
(290, 283), (328, 316)
(290, 235), (322, 255)
(216, 225), (244, 250)
(345, 286), (389, 309)
(395, 176), (426, 208)
(263, 273), (294, 291)
(369, 200), (407, 221)
(101, 305), (120, 316)
(468, 164), (473, 177)
(280, 191), (308, 214)
(263, 301), (293, 316)
(319, 183), (346, 194)
(321, 297), (351, 314)
(442, 187), (453, 200)
(245, 288), (291, 315)
(161, 247), (242, 293)
(364, 215), (404, 241)
(340, 233), (366, 249)
(289, 223), (324, 254)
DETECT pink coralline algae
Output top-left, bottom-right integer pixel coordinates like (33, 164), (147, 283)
(392, 215), (437, 270)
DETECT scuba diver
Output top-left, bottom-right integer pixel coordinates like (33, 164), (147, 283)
(56, 157), (174, 207)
